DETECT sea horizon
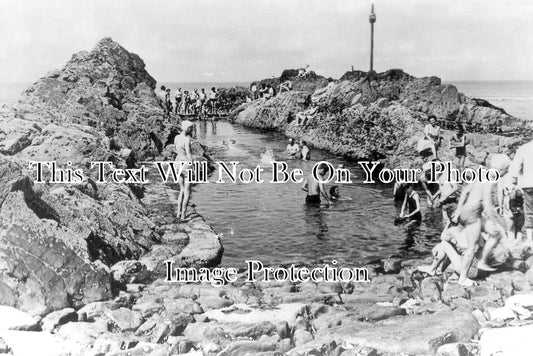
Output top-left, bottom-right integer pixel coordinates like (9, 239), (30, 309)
(2, 80), (532, 121)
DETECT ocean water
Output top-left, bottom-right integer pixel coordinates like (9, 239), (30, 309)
(448, 81), (533, 121)
(2, 81), (531, 121)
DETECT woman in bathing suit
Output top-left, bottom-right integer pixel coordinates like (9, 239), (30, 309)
(174, 120), (195, 221)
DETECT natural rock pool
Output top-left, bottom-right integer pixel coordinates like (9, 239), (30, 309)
(191, 121), (443, 268)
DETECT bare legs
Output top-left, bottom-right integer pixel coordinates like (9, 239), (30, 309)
(458, 219), (481, 286)
(477, 219), (504, 271)
(176, 175), (192, 221)
(457, 155), (465, 172)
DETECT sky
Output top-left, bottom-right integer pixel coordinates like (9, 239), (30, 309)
(0, 0), (532, 83)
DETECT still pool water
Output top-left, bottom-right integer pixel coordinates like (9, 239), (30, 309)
(187, 121), (442, 269)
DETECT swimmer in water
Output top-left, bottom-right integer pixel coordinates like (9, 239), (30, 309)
(285, 138), (300, 159)
(302, 163), (331, 206)
(329, 185), (352, 201)
(399, 183), (422, 226)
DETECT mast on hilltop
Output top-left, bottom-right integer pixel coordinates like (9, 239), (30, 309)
(369, 4), (376, 72)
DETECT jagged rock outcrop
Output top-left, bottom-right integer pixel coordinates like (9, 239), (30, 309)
(234, 68), (532, 168)
(253, 69), (329, 94)
(0, 38), (222, 316)
(12, 37), (177, 160)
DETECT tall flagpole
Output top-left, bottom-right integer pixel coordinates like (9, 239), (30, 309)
(369, 4), (376, 72)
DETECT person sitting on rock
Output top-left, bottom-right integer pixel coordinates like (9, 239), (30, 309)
(298, 65), (310, 78)
(417, 225), (484, 279)
(296, 103), (318, 126)
(264, 84), (273, 99)
(451, 154), (510, 286)
(259, 83), (267, 98)
(279, 80), (292, 93)
(250, 83), (258, 100)
(424, 116), (441, 159)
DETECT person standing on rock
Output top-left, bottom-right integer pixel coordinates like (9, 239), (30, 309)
(175, 120), (195, 221)
(199, 88), (207, 116)
(510, 139), (533, 242)
(208, 87), (217, 115)
(165, 88), (172, 113)
(158, 85), (167, 109)
(451, 154), (510, 286)
(174, 87), (183, 114)
(424, 116), (441, 159)
(450, 124), (470, 171)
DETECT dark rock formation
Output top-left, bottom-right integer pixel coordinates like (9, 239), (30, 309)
(0, 38), (222, 316)
(234, 68), (532, 168)
(14, 37), (178, 160)
(254, 69), (329, 94)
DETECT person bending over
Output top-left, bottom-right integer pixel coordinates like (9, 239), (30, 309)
(399, 184), (422, 226)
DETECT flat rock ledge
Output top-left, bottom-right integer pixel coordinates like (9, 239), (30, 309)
(2, 252), (533, 356)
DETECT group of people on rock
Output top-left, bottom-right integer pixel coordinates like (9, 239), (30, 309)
(420, 115), (470, 171)
(246, 64), (313, 102)
(248, 82), (281, 101)
(396, 116), (533, 286)
(158, 85), (218, 116)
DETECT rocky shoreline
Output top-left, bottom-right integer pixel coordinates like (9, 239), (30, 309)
(0, 38), (222, 317)
(2, 247), (533, 355)
(230, 69), (532, 169)
(2, 38), (533, 356)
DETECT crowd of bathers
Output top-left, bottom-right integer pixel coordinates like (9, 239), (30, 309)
(394, 116), (533, 286)
(158, 85), (219, 116)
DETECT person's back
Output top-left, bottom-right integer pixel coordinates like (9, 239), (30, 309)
(306, 173), (320, 196)
(174, 134), (190, 160)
